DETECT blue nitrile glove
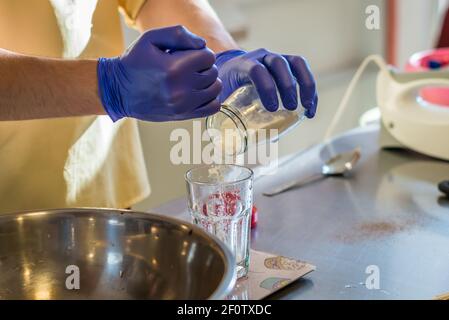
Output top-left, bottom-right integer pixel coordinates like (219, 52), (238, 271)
(215, 49), (318, 118)
(97, 25), (222, 122)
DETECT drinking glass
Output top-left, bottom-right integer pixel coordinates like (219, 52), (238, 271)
(185, 164), (253, 278)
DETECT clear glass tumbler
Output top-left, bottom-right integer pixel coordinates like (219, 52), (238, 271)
(185, 164), (253, 278)
(206, 84), (306, 155)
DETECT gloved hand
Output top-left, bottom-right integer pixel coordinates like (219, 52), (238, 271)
(97, 25), (222, 122)
(215, 49), (318, 118)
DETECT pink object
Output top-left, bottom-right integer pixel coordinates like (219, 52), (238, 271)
(251, 205), (258, 229)
(406, 48), (449, 107)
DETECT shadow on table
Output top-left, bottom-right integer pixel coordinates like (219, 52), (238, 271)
(438, 196), (449, 208)
(264, 277), (314, 300)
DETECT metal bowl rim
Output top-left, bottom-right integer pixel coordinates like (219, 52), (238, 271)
(0, 207), (236, 300)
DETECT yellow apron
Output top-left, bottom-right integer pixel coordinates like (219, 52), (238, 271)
(0, 0), (150, 213)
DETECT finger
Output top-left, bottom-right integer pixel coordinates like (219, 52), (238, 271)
(186, 98), (221, 119)
(305, 94), (318, 118)
(171, 47), (215, 72)
(248, 61), (279, 112)
(192, 65), (219, 90)
(284, 55), (317, 113)
(142, 25), (206, 51)
(186, 79), (222, 111)
(262, 53), (298, 110)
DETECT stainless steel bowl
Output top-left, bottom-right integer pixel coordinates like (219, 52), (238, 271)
(0, 208), (235, 300)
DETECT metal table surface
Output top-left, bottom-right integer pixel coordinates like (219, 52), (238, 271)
(152, 125), (449, 300)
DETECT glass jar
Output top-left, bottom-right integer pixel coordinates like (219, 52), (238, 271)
(206, 85), (306, 155)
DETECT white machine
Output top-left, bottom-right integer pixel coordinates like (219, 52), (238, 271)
(327, 55), (449, 161)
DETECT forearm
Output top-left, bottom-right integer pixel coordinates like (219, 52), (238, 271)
(0, 49), (105, 121)
(136, 0), (238, 53)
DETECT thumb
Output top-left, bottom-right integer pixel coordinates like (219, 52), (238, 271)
(141, 25), (206, 52)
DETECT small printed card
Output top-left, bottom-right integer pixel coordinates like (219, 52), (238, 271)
(227, 250), (316, 300)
